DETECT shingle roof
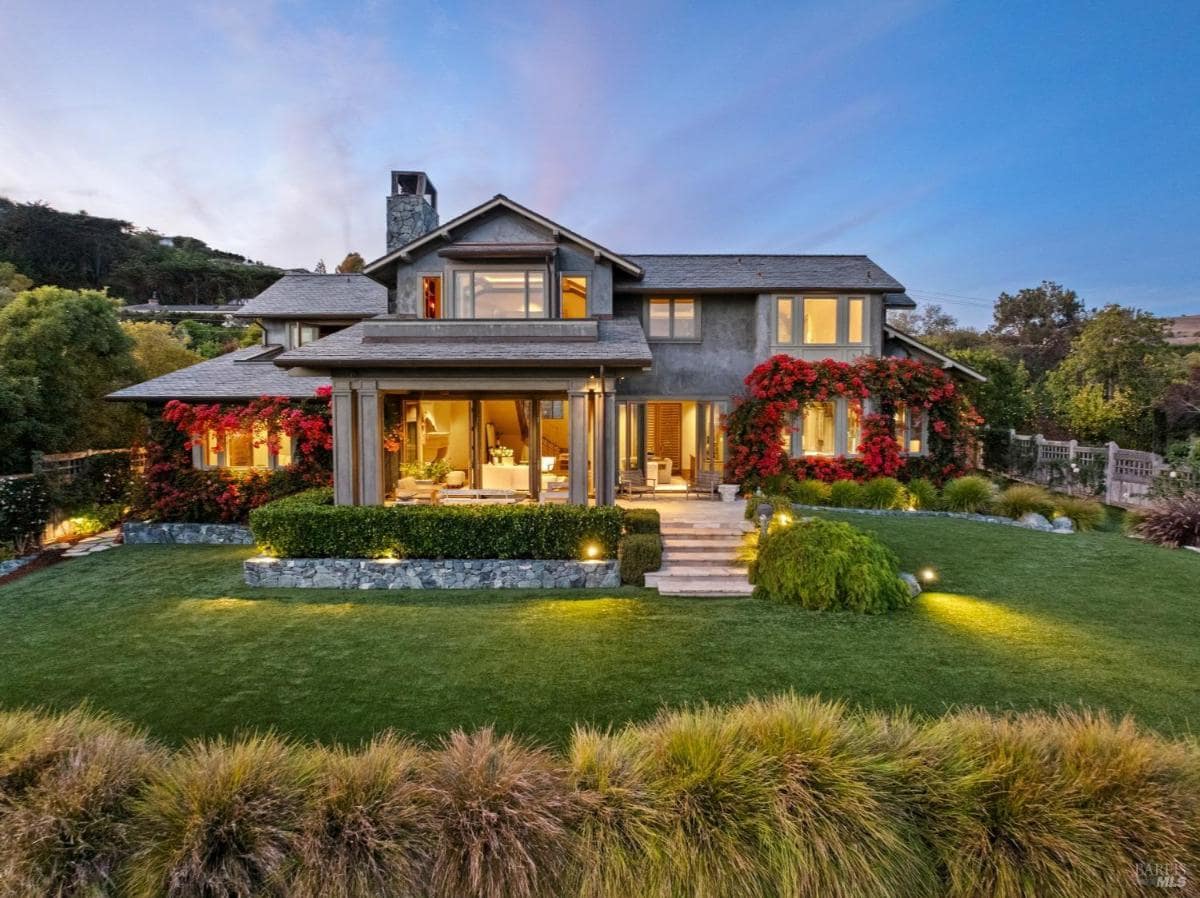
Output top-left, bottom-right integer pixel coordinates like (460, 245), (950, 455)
(616, 255), (904, 293)
(107, 346), (329, 401)
(234, 274), (387, 320)
(882, 326), (986, 382)
(273, 318), (653, 369)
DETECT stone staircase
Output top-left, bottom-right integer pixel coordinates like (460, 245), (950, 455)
(645, 519), (753, 597)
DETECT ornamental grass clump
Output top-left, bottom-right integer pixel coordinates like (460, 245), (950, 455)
(940, 475), (996, 514)
(751, 518), (912, 613)
(428, 727), (577, 898)
(994, 483), (1054, 520)
(828, 479), (865, 508)
(125, 733), (314, 898)
(1051, 495), (1106, 531)
(860, 477), (908, 510)
(291, 733), (437, 898)
(790, 478), (832, 506)
(0, 708), (163, 898)
(905, 477), (940, 510)
(1134, 493), (1200, 548)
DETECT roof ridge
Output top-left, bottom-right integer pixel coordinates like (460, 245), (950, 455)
(622, 253), (872, 258)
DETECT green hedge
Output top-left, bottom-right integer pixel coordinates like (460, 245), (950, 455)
(622, 507), (661, 534)
(250, 494), (624, 560)
(620, 533), (662, 585)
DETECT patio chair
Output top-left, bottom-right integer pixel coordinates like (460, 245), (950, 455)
(685, 470), (722, 500)
(619, 469), (656, 500)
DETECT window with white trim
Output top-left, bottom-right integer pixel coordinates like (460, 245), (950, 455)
(780, 399), (863, 458)
(772, 295), (869, 346)
(201, 426), (293, 470)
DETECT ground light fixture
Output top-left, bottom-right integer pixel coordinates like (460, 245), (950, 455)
(920, 567), (938, 584)
(584, 542), (601, 560)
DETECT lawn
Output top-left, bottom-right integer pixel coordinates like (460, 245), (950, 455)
(0, 513), (1197, 746)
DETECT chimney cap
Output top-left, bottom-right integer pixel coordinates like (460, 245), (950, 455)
(390, 171), (436, 209)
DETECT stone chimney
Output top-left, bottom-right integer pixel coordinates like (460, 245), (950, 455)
(386, 171), (438, 252)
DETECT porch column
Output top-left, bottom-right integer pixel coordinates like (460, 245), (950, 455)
(332, 387), (356, 505)
(594, 386), (616, 505)
(568, 390), (589, 504)
(357, 385), (384, 506)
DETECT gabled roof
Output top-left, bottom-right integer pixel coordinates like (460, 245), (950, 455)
(616, 254), (904, 293)
(234, 274), (387, 320)
(363, 194), (645, 279)
(107, 345), (329, 401)
(883, 325), (986, 382)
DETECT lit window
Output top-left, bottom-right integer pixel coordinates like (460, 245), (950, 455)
(846, 403), (862, 455)
(803, 298), (838, 344)
(776, 297), (794, 343)
(561, 276), (587, 318)
(275, 435), (293, 468)
(848, 297), (864, 344)
(422, 276), (442, 319)
(894, 404), (925, 455)
(202, 427), (284, 470)
(801, 402), (837, 455)
(646, 297), (698, 340)
(452, 270), (547, 319)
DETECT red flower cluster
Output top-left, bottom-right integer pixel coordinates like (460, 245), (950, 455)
(163, 393), (333, 458)
(725, 355), (981, 488)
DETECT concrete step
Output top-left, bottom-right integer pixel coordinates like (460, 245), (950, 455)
(647, 575), (754, 597)
(660, 537), (744, 549)
(654, 565), (746, 577)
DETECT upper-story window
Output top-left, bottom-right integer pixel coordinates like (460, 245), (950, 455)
(422, 276), (442, 318)
(561, 275), (588, 318)
(647, 297), (698, 340)
(774, 295), (868, 346)
(291, 323), (321, 347)
(453, 270), (547, 319)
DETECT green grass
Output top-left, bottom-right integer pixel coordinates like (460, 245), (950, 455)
(1, 512), (1197, 746)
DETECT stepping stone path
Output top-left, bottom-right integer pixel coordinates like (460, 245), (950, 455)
(641, 501), (754, 597)
(61, 528), (122, 558)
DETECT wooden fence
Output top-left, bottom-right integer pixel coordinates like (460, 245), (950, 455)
(983, 429), (1200, 507)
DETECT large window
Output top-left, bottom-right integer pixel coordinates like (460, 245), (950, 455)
(803, 298), (838, 344)
(561, 275), (588, 318)
(773, 295), (869, 345)
(452, 270), (547, 319)
(800, 402), (837, 455)
(848, 297), (864, 344)
(781, 399), (862, 457)
(202, 426), (290, 470)
(647, 297), (698, 340)
(422, 276), (442, 318)
(776, 297), (795, 343)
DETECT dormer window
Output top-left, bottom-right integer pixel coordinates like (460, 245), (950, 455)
(452, 270), (547, 319)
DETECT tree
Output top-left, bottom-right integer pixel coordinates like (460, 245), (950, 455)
(950, 347), (1034, 430)
(888, 303), (958, 336)
(989, 281), (1087, 376)
(1045, 305), (1181, 447)
(314, 259), (327, 274)
(122, 321), (201, 380)
(335, 252), (364, 273)
(0, 286), (138, 470)
(1159, 355), (1200, 441)
(0, 262), (32, 308)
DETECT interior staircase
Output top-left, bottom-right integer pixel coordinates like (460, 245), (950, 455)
(644, 516), (753, 597)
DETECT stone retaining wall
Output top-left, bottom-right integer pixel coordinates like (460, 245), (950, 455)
(244, 557), (621, 590)
(123, 522), (254, 545)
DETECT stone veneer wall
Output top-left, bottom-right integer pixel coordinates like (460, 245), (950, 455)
(123, 522), (254, 545)
(244, 557), (621, 590)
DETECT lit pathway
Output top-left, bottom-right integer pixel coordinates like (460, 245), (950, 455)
(61, 528), (122, 558)
(621, 496), (754, 597)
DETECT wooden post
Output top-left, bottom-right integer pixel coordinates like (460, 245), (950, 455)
(357, 386), (384, 506)
(332, 388), (356, 506)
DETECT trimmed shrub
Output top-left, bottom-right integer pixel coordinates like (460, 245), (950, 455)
(0, 476), (53, 554)
(250, 500), (624, 561)
(940, 475), (996, 514)
(790, 478), (833, 506)
(0, 708), (163, 897)
(292, 733), (437, 898)
(125, 734), (313, 898)
(619, 534), (662, 586)
(994, 483), (1054, 520)
(861, 477), (908, 510)
(905, 477), (940, 511)
(743, 494), (792, 521)
(1134, 494), (1200, 548)
(751, 519), (912, 613)
(428, 727), (577, 898)
(1052, 495), (1106, 531)
(621, 507), (660, 535)
(828, 479), (865, 508)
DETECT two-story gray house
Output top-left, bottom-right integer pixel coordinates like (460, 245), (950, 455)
(111, 170), (980, 505)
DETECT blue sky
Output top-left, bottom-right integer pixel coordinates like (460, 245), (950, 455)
(1, 0), (1197, 325)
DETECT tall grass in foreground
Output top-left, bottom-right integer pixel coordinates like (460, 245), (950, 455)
(0, 699), (1196, 898)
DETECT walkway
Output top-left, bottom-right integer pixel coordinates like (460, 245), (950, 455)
(620, 496), (753, 597)
(61, 528), (122, 558)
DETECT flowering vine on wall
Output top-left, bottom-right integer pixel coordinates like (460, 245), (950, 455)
(725, 355), (981, 489)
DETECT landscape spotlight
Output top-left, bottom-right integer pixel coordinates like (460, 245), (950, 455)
(920, 567), (938, 583)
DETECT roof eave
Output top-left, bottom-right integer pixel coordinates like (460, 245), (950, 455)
(883, 325), (987, 382)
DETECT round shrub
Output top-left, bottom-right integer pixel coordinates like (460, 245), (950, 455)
(861, 477), (908, 510)
(1051, 495), (1106, 531)
(790, 478), (832, 506)
(751, 519), (912, 613)
(905, 477), (940, 510)
(828, 479), (865, 508)
(429, 727), (577, 898)
(619, 533), (662, 586)
(292, 733), (437, 898)
(125, 734), (314, 898)
(994, 483), (1054, 520)
(940, 475), (996, 514)
(1134, 494), (1200, 548)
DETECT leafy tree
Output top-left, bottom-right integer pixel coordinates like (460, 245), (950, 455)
(172, 319), (251, 359)
(1159, 355), (1200, 441)
(314, 259), (327, 274)
(0, 287), (138, 470)
(0, 199), (131, 289)
(888, 303), (958, 336)
(0, 262), (32, 307)
(1045, 305), (1180, 447)
(950, 347), (1034, 430)
(989, 281), (1087, 376)
(122, 321), (201, 380)
(335, 252), (365, 273)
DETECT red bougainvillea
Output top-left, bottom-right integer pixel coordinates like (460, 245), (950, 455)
(725, 355), (981, 488)
(163, 387), (333, 457)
